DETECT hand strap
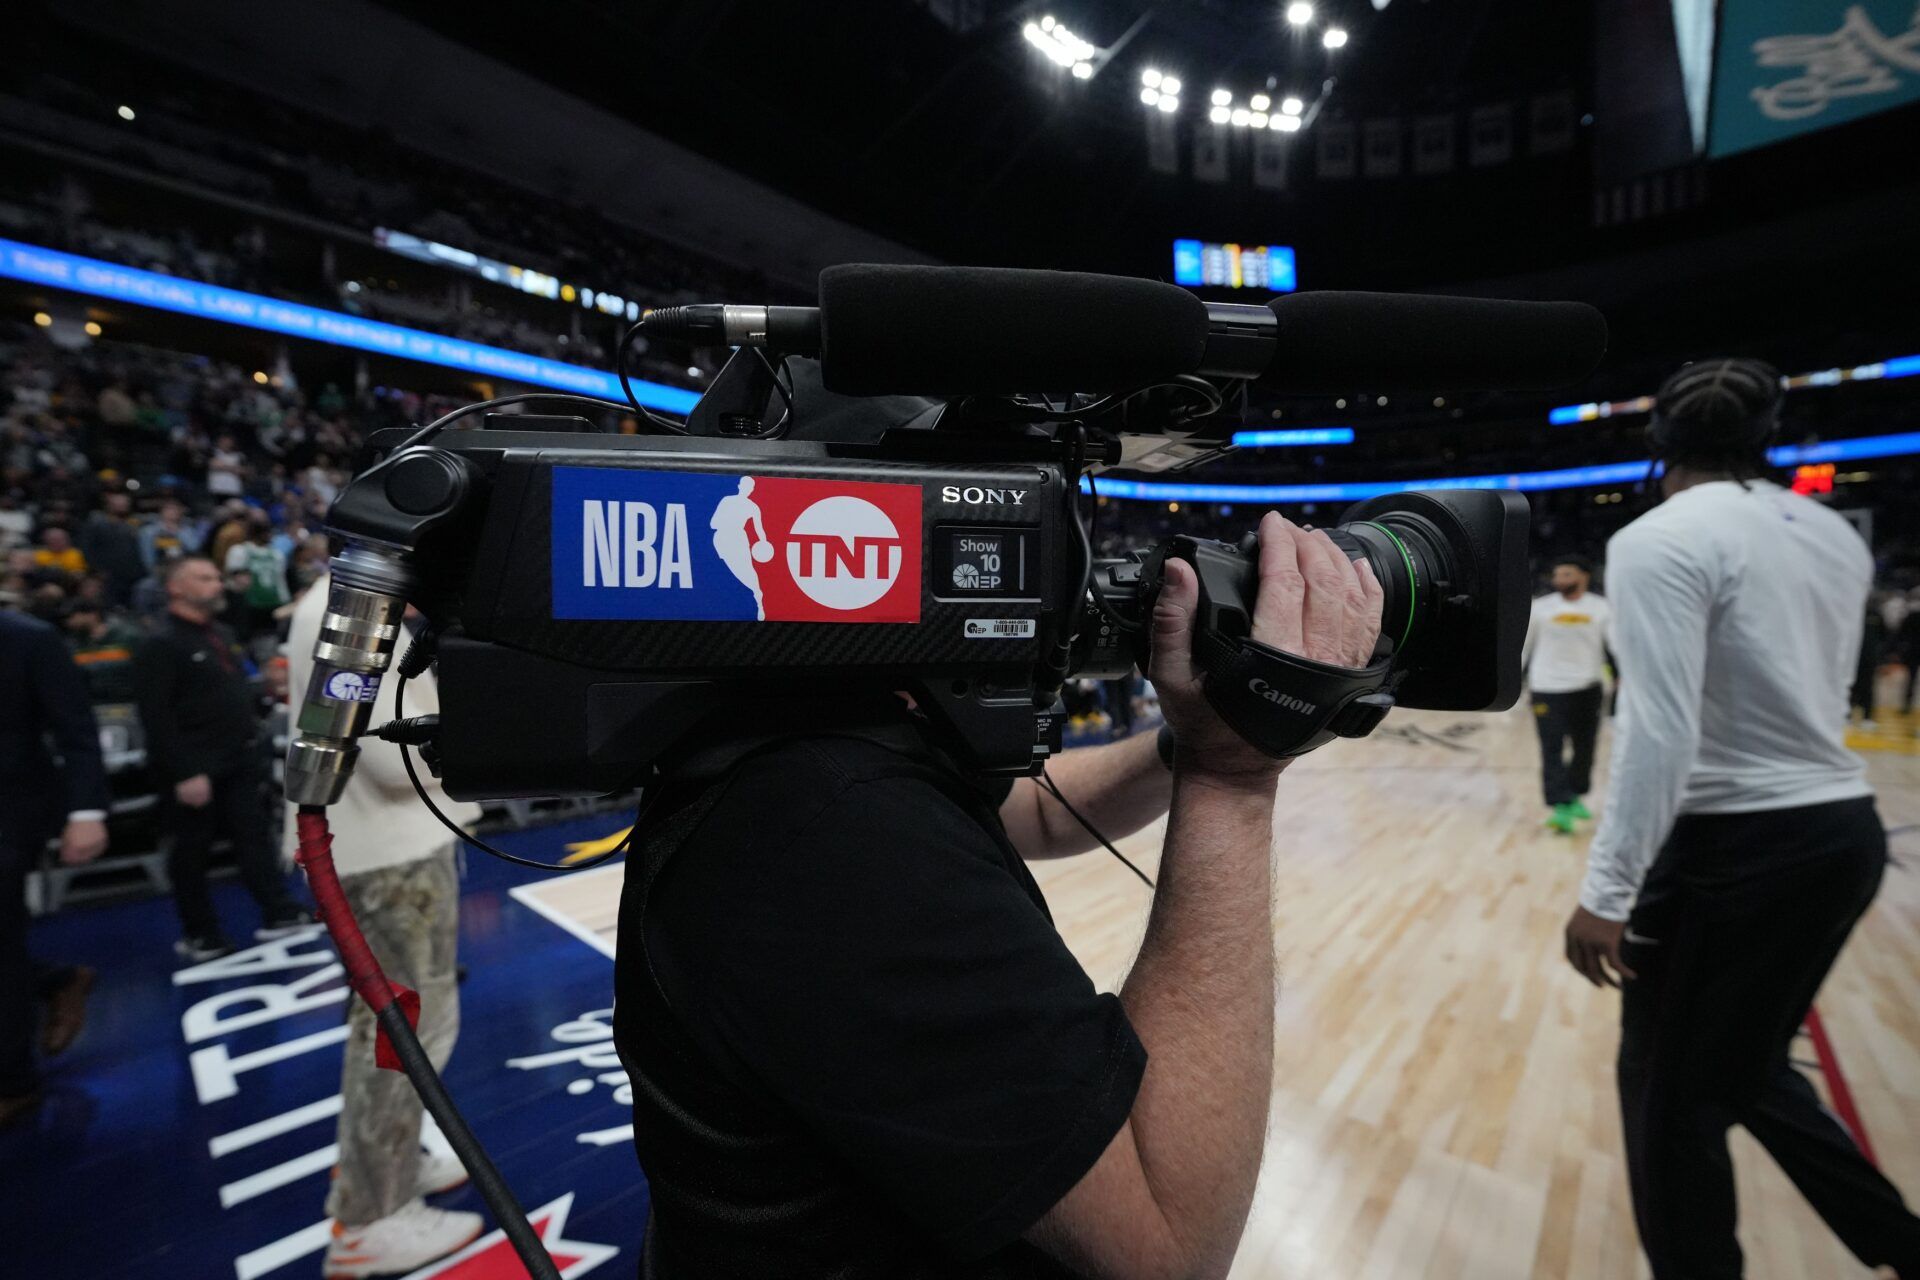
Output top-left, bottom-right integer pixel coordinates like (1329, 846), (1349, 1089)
(1191, 630), (1395, 759)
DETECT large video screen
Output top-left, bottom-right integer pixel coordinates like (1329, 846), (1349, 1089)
(1710, 0), (1920, 157)
(1173, 239), (1297, 292)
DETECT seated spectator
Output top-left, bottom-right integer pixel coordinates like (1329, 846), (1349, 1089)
(137, 497), (202, 570)
(0, 490), (32, 551)
(31, 526), (87, 582)
(206, 433), (248, 498)
(78, 491), (144, 606)
(62, 602), (145, 704)
(96, 381), (136, 430)
(224, 513), (290, 641)
(206, 499), (251, 568)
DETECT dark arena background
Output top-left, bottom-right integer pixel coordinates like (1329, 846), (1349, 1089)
(3, 2), (1918, 1278)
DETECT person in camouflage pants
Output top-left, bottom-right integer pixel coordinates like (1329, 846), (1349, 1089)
(327, 846), (462, 1226)
(289, 577), (488, 1276)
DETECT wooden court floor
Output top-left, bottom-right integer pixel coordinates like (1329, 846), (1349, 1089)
(522, 701), (1920, 1279)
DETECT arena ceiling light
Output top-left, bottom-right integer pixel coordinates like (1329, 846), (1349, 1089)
(1023, 15), (1099, 78)
(1211, 87), (1233, 106)
(115, 105), (135, 121)
(1273, 113), (1303, 131)
(1250, 93), (1272, 112)
(1323, 27), (1350, 48)
(1286, 2), (1314, 25)
(1281, 95), (1304, 115)
(1139, 67), (1181, 112)
(1209, 104), (1232, 124)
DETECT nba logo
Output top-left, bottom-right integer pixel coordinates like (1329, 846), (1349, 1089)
(551, 467), (921, 623)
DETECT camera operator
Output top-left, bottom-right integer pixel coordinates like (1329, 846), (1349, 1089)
(614, 513), (1382, 1278)
(1563, 359), (1920, 1278)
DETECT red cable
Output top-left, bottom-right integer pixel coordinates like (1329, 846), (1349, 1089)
(294, 808), (397, 1015)
(1804, 1006), (1878, 1166)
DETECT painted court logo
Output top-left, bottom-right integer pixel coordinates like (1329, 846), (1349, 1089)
(551, 466), (921, 622)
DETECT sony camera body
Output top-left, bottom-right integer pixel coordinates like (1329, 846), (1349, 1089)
(310, 413), (1527, 801)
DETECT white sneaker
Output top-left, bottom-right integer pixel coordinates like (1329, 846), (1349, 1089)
(323, 1200), (483, 1278)
(417, 1151), (471, 1197)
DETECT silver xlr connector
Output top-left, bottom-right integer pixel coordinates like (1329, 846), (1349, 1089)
(284, 545), (416, 806)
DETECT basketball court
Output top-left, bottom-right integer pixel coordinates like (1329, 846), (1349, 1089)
(16, 703), (1910, 1279)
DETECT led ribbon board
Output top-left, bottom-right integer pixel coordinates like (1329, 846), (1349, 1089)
(0, 238), (700, 415)
(1085, 432), (1920, 503)
(1550, 356), (1920, 424)
(1232, 428), (1355, 447)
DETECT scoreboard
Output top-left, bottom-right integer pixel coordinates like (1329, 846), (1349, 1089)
(1172, 239), (1297, 292)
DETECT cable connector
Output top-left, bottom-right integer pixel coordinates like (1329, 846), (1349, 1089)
(374, 714), (440, 746)
(396, 626), (438, 679)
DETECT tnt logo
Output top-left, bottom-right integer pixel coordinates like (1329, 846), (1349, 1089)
(551, 467), (920, 623)
(785, 496), (904, 611)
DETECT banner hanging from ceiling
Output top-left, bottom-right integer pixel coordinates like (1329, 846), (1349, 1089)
(1709, 0), (1920, 157)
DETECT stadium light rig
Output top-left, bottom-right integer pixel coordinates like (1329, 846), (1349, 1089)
(1139, 67), (1182, 112)
(1023, 15), (1100, 79)
(1199, 80), (1314, 130)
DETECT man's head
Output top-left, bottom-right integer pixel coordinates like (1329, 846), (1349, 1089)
(1647, 358), (1782, 495)
(40, 525), (73, 552)
(159, 498), (185, 523)
(63, 601), (105, 638)
(104, 491), (132, 517)
(165, 555), (226, 615)
(247, 511), (272, 543)
(1551, 556), (1592, 597)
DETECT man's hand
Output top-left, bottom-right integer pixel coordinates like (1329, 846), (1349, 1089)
(175, 774), (213, 808)
(1150, 512), (1383, 785)
(1564, 905), (1637, 988)
(59, 818), (109, 866)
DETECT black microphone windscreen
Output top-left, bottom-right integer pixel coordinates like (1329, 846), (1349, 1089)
(819, 264), (1209, 396)
(1260, 292), (1607, 394)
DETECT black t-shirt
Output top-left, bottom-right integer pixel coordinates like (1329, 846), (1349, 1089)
(613, 711), (1146, 1278)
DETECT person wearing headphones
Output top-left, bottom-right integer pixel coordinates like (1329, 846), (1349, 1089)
(1564, 359), (1920, 1278)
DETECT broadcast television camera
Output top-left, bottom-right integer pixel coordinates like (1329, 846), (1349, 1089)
(286, 264), (1607, 808)
(280, 263), (1604, 1280)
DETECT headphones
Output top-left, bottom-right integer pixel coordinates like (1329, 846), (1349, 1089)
(1646, 357), (1783, 459)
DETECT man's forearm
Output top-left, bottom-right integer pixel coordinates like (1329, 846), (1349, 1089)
(1118, 768), (1279, 1274)
(1004, 729), (1170, 858)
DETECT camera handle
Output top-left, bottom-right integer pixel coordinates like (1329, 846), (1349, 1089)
(1147, 536), (1398, 759)
(1191, 630), (1395, 758)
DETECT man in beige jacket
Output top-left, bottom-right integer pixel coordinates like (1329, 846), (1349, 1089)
(285, 575), (486, 1278)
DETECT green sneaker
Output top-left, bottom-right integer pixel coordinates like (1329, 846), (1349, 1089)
(1545, 804), (1576, 835)
(1568, 799), (1592, 821)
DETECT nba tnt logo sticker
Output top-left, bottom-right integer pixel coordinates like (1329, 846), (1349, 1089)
(550, 467), (922, 623)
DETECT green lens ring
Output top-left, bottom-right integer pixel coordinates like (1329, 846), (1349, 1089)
(1356, 521), (1418, 654)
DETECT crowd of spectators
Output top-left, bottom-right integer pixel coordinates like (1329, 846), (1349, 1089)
(4, 58), (785, 380)
(0, 324), (481, 681)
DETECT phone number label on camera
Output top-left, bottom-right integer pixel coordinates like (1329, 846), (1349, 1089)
(551, 467), (922, 623)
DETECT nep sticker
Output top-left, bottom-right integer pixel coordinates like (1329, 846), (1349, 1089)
(551, 467), (922, 623)
(964, 619), (1036, 639)
(323, 670), (381, 703)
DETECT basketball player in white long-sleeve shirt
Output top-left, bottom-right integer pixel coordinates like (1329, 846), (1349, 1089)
(1563, 359), (1920, 1279)
(1522, 555), (1610, 834)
